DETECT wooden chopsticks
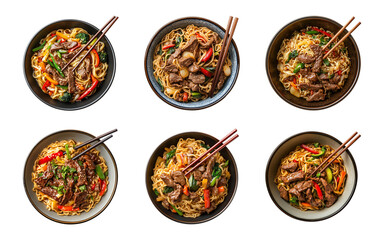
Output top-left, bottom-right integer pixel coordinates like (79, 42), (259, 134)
(308, 132), (361, 177)
(182, 129), (238, 176)
(209, 16), (239, 97)
(323, 17), (361, 59)
(62, 16), (119, 72)
(72, 129), (117, 160)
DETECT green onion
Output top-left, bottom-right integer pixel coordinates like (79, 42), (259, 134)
(154, 189), (160, 196)
(65, 144), (71, 159)
(79, 185), (86, 192)
(32, 40), (46, 52)
(171, 204), (183, 216)
(95, 165), (106, 180)
(323, 59), (330, 66)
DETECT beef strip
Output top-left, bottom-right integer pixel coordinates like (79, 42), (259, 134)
(281, 171), (305, 183)
(281, 162), (298, 173)
(188, 73), (205, 84)
(50, 41), (78, 52)
(329, 74), (341, 84)
(160, 173), (176, 188)
(34, 162), (54, 189)
(67, 67), (75, 94)
(297, 54), (316, 64)
(299, 68), (317, 82)
(41, 187), (60, 201)
(202, 157), (215, 181)
(188, 81), (200, 92)
(307, 89), (326, 102)
(60, 178), (74, 205)
(188, 62), (199, 73)
(318, 73), (329, 81)
(73, 191), (88, 209)
(206, 201), (216, 214)
(164, 63), (178, 73)
(294, 180), (312, 192)
(199, 37), (214, 49)
(80, 154), (96, 170)
(52, 178), (65, 187)
(65, 160), (87, 186)
(289, 187), (305, 202)
(218, 177), (227, 187)
(179, 57), (194, 67)
(171, 171), (186, 186)
(193, 170), (202, 181)
(211, 186), (219, 197)
(312, 57), (323, 73)
(297, 83), (323, 91)
(76, 57), (91, 80)
(306, 188), (322, 208)
(216, 72), (226, 90)
(278, 186), (289, 201)
(323, 82), (340, 92)
(169, 73), (183, 84)
(183, 35), (199, 53)
(310, 44), (323, 57)
(168, 184), (182, 202)
(320, 178), (337, 207)
(189, 191), (200, 201)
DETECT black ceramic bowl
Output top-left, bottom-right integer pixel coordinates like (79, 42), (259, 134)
(24, 19), (116, 110)
(145, 131), (238, 223)
(266, 16), (360, 110)
(144, 17), (240, 110)
(265, 131), (358, 221)
(24, 129), (118, 224)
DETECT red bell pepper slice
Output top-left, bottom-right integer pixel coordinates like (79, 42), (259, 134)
(311, 27), (332, 38)
(200, 67), (213, 77)
(77, 74), (98, 100)
(68, 41), (81, 53)
(204, 189), (210, 209)
(300, 144), (319, 154)
(99, 179), (107, 196)
(162, 44), (175, 50)
(201, 48), (213, 62)
(337, 70), (342, 76)
(182, 92), (188, 102)
(196, 33), (207, 42)
(91, 49), (100, 67)
(42, 79), (51, 91)
(58, 205), (80, 211)
(38, 151), (63, 165)
(312, 181), (323, 200)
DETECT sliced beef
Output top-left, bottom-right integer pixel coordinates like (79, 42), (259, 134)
(212, 32), (220, 44)
(183, 35), (199, 53)
(168, 184), (182, 202)
(189, 73), (205, 84)
(179, 57), (194, 67)
(160, 173), (175, 188)
(73, 191), (88, 209)
(50, 41), (78, 52)
(281, 171), (305, 183)
(80, 154), (96, 170)
(189, 191), (200, 201)
(193, 170), (202, 181)
(62, 48), (80, 60)
(41, 187), (60, 201)
(320, 178), (338, 207)
(318, 73), (329, 81)
(289, 187), (305, 202)
(312, 57), (323, 73)
(77, 57), (91, 80)
(216, 72), (226, 90)
(60, 178), (74, 205)
(202, 157), (215, 181)
(188, 62), (199, 73)
(323, 82), (340, 92)
(67, 67), (75, 94)
(218, 177), (227, 187)
(299, 68), (317, 82)
(169, 73), (183, 84)
(34, 162), (54, 189)
(171, 171), (186, 186)
(52, 178), (65, 187)
(199, 37), (214, 49)
(297, 54), (316, 64)
(164, 63), (178, 73)
(306, 188), (322, 208)
(211, 186), (219, 197)
(188, 81), (200, 92)
(307, 89), (326, 102)
(297, 83), (323, 91)
(206, 201), (216, 214)
(281, 162), (298, 173)
(310, 44), (323, 58)
(65, 160), (87, 187)
(330, 74), (341, 84)
(294, 180), (312, 192)
(278, 186), (289, 201)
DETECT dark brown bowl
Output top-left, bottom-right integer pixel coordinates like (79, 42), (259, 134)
(266, 16), (360, 110)
(24, 19), (116, 111)
(145, 131), (238, 224)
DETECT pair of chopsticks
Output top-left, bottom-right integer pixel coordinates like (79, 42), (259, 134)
(322, 17), (361, 59)
(72, 129), (117, 160)
(208, 16), (239, 97)
(62, 16), (119, 72)
(308, 132), (361, 177)
(182, 129), (239, 176)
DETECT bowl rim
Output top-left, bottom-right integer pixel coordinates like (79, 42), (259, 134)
(144, 16), (240, 110)
(23, 19), (116, 111)
(145, 131), (238, 224)
(265, 15), (361, 110)
(23, 129), (119, 224)
(265, 131), (358, 221)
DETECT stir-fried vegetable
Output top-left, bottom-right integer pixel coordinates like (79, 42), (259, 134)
(79, 185), (87, 192)
(323, 58), (330, 66)
(95, 165), (106, 180)
(32, 40), (46, 52)
(91, 49), (100, 67)
(201, 48), (213, 62)
(65, 144), (71, 159)
(75, 32), (90, 44)
(188, 174), (199, 192)
(293, 62), (305, 73)
(78, 74), (98, 100)
(191, 92), (201, 98)
(312, 181), (323, 200)
(337, 170), (346, 191)
(165, 149), (176, 167)
(99, 51), (107, 63)
(204, 189), (210, 208)
(99, 179), (107, 196)
(312, 146), (326, 157)
(325, 168), (333, 183)
(58, 205), (79, 211)
(171, 204), (183, 216)
(183, 185), (189, 196)
(154, 188), (160, 196)
(285, 50), (298, 63)
(162, 44), (175, 50)
(163, 186), (174, 194)
(39, 151), (63, 165)
(210, 163), (222, 186)
(301, 144), (319, 154)
(49, 53), (65, 78)
(200, 67), (213, 77)
(59, 92), (72, 102)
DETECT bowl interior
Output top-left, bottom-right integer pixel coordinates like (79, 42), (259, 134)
(24, 19), (116, 111)
(266, 132), (357, 221)
(266, 16), (360, 110)
(145, 17), (240, 110)
(24, 130), (118, 224)
(145, 132), (238, 223)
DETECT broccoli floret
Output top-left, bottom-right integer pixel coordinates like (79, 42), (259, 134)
(59, 92), (72, 102)
(98, 51), (108, 63)
(75, 33), (90, 44)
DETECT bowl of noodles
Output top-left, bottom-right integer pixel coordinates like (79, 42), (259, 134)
(144, 17), (240, 110)
(265, 131), (358, 221)
(23, 129), (118, 224)
(145, 131), (238, 223)
(266, 16), (360, 110)
(24, 19), (116, 110)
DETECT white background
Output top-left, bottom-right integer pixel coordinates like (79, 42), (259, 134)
(1, 0), (380, 239)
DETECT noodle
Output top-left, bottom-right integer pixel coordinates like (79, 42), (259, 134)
(153, 25), (232, 102)
(32, 140), (108, 216)
(151, 138), (230, 218)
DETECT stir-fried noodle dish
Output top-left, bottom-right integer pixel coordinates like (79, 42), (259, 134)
(151, 138), (230, 218)
(277, 26), (350, 101)
(32, 140), (108, 215)
(275, 143), (347, 210)
(153, 24), (232, 102)
(31, 27), (108, 102)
